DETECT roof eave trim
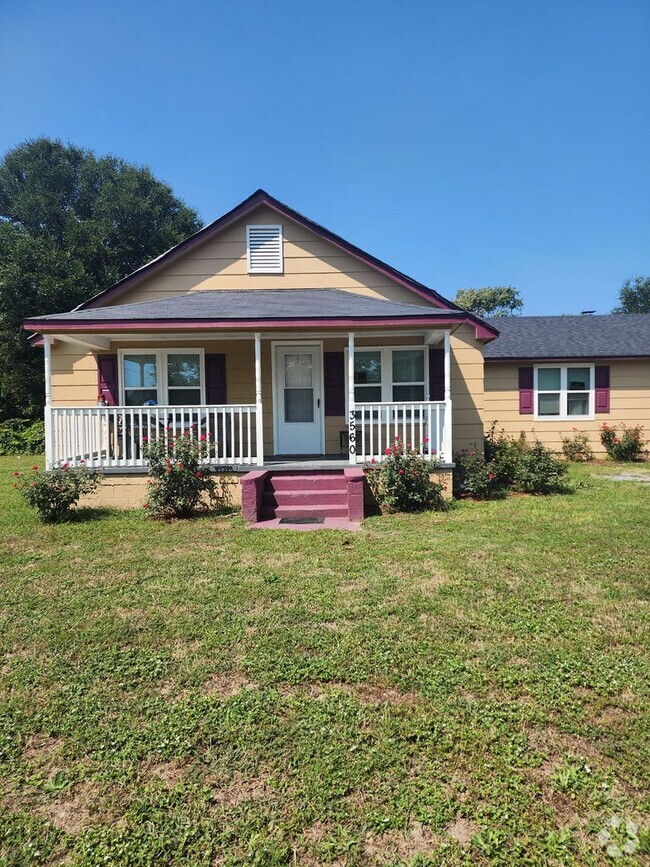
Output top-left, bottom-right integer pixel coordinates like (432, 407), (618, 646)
(485, 354), (650, 362)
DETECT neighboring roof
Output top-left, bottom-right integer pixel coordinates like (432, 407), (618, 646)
(24, 288), (474, 331)
(66, 188), (497, 339)
(484, 314), (650, 360)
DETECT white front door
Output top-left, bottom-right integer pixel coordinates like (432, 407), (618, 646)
(274, 344), (323, 455)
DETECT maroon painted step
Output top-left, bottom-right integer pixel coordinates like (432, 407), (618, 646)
(268, 473), (347, 493)
(261, 504), (350, 520)
(263, 489), (348, 508)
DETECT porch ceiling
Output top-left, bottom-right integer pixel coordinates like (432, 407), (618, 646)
(25, 288), (471, 333)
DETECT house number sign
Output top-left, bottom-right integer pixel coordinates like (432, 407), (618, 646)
(348, 409), (356, 455)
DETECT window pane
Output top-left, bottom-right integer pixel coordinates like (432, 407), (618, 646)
(393, 384), (425, 401)
(537, 368), (561, 391)
(568, 367), (590, 391)
(167, 388), (201, 406)
(355, 385), (382, 403)
(538, 393), (560, 415)
(568, 394), (589, 416)
(354, 351), (381, 384)
(392, 350), (424, 383)
(284, 353), (313, 388)
(124, 355), (157, 388)
(125, 388), (158, 406)
(284, 388), (313, 422)
(167, 354), (201, 387)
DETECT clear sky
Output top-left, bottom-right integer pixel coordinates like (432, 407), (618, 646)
(1, 0), (648, 315)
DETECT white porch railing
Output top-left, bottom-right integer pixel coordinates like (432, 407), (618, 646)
(353, 400), (450, 464)
(46, 405), (258, 469)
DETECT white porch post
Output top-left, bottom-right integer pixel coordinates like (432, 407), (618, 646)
(254, 332), (264, 466)
(43, 335), (53, 467)
(443, 329), (452, 462)
(347, 331), (356, 464)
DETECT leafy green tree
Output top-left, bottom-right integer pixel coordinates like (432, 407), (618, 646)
(612, 275), (650, 314)
(0, 138), (201, 420)
(455, 285), (523, 317)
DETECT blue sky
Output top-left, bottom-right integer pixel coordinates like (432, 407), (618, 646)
(1, 0), (648, 315)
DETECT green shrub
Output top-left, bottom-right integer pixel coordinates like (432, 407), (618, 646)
(455, 425), (569, 498)
(13, 463), (102, 522)
(0, 419), (45, 455)
(561, 430), (594, 462)
(600, 423), (648, 462)
(143, 428), (217, 518)
(366, 436), (447, 512)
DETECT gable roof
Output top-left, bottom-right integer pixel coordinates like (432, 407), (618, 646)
(484, 314), (650, 360)
(25, 288), (472, 332)
(72, 188), (498, 339)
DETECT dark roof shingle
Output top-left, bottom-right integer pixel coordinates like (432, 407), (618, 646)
(484, 314), (650, 360)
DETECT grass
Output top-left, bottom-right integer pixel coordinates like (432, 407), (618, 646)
(0, 455), (648, 866)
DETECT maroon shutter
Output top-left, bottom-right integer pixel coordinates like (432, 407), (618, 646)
(518, 367), (534, 414)
(595, 365), (610, 413)
(428, 348), (444, 401)
(324, 352), (345, 416)
(97, 355), (118, 406)
(205, 354), (227, 404)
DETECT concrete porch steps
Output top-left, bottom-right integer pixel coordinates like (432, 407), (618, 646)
(241, 468), (365, 527)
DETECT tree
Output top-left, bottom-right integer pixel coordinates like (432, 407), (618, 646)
(0, 138), (201, 420)
(612, 275), (650, 314)
(454, 285), (523, 318)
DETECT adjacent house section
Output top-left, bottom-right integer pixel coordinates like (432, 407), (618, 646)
(484, 315), (650, 455)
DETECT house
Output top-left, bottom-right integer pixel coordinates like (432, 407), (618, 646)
(23, 190), (498, 521)
(484, 314), (650, 454)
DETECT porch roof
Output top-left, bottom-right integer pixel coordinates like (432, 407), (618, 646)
(25, 288), (480, 332)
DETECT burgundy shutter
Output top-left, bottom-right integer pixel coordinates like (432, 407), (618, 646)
(518, 367), (534, 414)
(205, 354), (227, 404)
(595, 365), (610, 414)
(97, 355), (118, 406)
(428, 348), (445, 401)
(324, 352), (345, 416)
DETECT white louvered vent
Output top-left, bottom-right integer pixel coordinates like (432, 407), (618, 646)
(246, 224), (283, 274)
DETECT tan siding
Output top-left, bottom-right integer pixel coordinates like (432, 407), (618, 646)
(450, 324), (485, 453)
(96, 205), (433, 307)
(484, 360), (650, 455)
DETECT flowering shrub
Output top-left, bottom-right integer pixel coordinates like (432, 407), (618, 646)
(454, 424), (569, 498)
(143, 428), (217, 517)
(561, 430), (594, 462)
(13, 463), (102, 522)
(365, 437), (447, 512)
(600, 423), (648, 462)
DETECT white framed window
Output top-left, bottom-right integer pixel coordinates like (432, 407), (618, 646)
(247, 224), (283, 273)
(352, 347), (428, 404)
(534, 364), (594, 419)
(119, 349), (205, 406)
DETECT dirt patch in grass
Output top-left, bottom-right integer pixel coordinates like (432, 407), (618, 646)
(148, 760), (187, 787)
(363, 821), (439, 862)
(209, 772), (271, 807)
(445, 816), (480, 845)
(281, 680), (420, 706)
(34, 782), (99, 834)
(22, 735), (65, 768)
(202, 671), (258, 698)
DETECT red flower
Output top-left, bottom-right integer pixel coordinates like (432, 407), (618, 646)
(31, 481), (37, 487)
(384, 448), (391, 455)
(12, 483), (17, 488)
(142, 436), (148, 442)
(489, 472), (496, 480)
(12, 471), (20, 477)
(62, 462), (68, 469)
(79, 458), (85, 463)
(196, 471), (202, 478)
(431, 449), (437, 455)
(199, 434), (206, 441)
(32, 465), (38, 471)
(144, 503), (150, 509)
(423, 437), (429, 443)
(398, 468), (404, 475)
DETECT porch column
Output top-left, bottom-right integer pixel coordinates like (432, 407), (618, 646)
(254, 332), (264, 466)
(443, 330), (452, 462)
(347, 331), (356, 465)
(43, 335), (53, 467)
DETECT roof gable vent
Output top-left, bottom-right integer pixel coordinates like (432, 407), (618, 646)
(247, 224), (283, 274)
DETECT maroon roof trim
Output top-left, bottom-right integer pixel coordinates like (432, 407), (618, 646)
(73, 188), (498, 339)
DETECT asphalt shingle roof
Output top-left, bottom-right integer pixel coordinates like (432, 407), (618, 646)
(484, 314), (650, 360)
(28, 289), (455, 324)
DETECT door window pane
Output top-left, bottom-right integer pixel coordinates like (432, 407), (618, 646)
(567, 394), (589, 416)
(168, 354), (201, 387)
(393, 384), (426, 401)
(392, 350), (424, 383)
(124, 355), (157, 388)
(538, 393), (561, 415)
(284, 354), (313, 388)
(568, 368), (590, 391)
(354, 351), (381, 384)
(538, 368), (561, 391)
(285, 388), (313, 422)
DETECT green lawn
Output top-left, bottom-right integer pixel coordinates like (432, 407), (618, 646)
(1, 455), (648, 866)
